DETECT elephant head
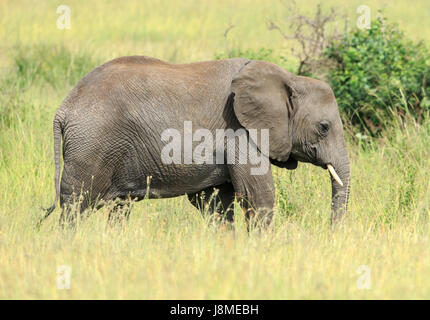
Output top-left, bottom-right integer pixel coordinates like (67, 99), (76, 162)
(231, 60), (350, 223)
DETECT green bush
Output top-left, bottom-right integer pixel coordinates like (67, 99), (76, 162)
(324, 16), (430, 136)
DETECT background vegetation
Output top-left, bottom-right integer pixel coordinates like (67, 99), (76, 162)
(1, 0), (430, 299)
(325, 16), (430, 136)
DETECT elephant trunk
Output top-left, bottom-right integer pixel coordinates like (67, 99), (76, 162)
(329, 152), (350, 224)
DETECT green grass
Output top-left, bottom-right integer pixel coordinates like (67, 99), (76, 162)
(1, 0), (430, 299)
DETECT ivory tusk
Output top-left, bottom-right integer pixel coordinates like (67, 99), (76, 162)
(327, 164), (343, 186)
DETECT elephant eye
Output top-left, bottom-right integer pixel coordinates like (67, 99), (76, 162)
(318, 121), (330, 135)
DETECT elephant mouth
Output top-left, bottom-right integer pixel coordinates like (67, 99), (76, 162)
(270, 156), (344, 186)
(270, 157), (298, 170)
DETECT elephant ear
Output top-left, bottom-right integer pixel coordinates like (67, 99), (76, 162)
(231, 60), (297, 162)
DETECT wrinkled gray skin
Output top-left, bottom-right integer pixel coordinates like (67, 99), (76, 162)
(44, 56), (350, 227)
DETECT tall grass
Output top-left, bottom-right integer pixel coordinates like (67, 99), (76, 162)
(0, 0), (430, 299)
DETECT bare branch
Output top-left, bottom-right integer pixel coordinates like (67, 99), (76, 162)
(267, 2), (347, 76)
(223, 24), (236, 39)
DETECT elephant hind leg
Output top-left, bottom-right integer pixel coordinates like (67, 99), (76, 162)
(58, 194), (90, 229)
(58, 170), (112, 228)
(106, 199), (133, 228)
(188, 182), (235, 222)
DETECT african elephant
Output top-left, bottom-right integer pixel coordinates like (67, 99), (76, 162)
(43, 56), (350, 227)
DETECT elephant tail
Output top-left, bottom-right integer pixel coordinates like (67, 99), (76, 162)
(38, 113), (64, 228)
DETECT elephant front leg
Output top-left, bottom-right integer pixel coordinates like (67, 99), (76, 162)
(228, 164), (275, 229)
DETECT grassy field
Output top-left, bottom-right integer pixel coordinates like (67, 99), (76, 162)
(1, 0), (430, 299)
